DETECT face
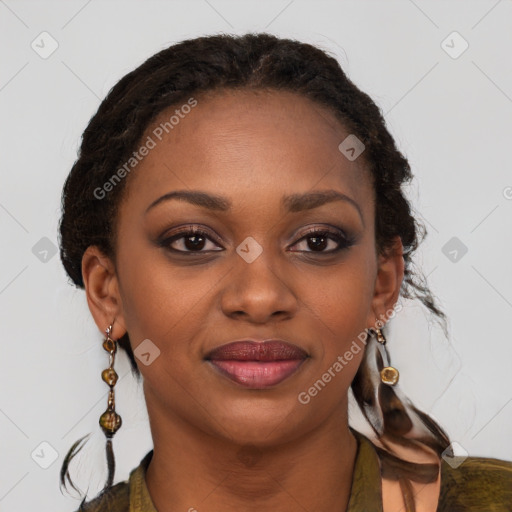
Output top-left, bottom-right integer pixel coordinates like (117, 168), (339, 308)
(83, 88), (403, 446)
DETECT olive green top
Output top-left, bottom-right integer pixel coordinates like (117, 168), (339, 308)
(74, 428), (512, 511)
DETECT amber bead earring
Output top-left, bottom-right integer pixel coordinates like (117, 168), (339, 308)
(373, 326), (400, 386)
(98, 323), (122, 488)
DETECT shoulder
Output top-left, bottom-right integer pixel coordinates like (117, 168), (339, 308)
(439, 454), (512, 511)
(70, 481), (130, 512)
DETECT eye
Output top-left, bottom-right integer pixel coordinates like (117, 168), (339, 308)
(160, 227), (223, 253)
(289, 227), (354, 254)
(159, 225), (354, 255)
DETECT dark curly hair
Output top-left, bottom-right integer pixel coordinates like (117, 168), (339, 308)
(58, 32), (451, 512)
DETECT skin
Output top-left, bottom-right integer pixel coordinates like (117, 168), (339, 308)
(82, 88), (406, 511)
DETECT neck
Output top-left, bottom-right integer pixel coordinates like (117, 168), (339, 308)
(144, 392), (358, 512)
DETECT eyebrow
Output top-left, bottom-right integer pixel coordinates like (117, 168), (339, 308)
(145, 189), (364, 224)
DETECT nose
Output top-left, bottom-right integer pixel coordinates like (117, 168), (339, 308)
(220, 248), (299, 324)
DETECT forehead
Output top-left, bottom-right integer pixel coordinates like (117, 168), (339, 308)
(120, 88), (373, 214)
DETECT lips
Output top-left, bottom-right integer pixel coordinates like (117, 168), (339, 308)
(207, 340), (308, 361)
(206, 340), (308, 388)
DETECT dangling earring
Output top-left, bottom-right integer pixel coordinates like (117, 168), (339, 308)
(372, 326), (400, 386)
(99, 323), (122, 488)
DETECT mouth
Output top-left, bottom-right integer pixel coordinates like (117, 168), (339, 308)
(205, 340), (309, 389)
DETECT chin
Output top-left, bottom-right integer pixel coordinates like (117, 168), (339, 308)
(209, 399), (306, 444)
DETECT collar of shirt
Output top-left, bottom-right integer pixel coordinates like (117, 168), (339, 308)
(128, 427), (383, 512)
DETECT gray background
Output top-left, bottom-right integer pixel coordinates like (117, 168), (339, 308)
(1, 0), (511, 510)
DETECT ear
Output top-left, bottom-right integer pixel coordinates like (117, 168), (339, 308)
(81, 245), (127, 340)
(365, 236), (405, 329)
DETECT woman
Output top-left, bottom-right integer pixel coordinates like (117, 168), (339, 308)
(58, 33), (512, 512)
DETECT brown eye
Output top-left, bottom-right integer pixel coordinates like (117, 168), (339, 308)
(161, 228), (223, 253)
(290, 228), (354, 253)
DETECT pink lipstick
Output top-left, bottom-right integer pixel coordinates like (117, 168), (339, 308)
(206, 340), (308, 389)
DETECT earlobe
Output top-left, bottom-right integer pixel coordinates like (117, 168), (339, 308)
(81, 245), (127, 339)
(366, 236), (405, 328)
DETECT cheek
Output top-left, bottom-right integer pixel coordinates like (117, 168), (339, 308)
(116, 246), (223, 360)
(305, 261), (374, 328)
(303, 259), (374, 373)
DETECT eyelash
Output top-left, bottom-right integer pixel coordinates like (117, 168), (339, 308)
(159, 225), (355, 255)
